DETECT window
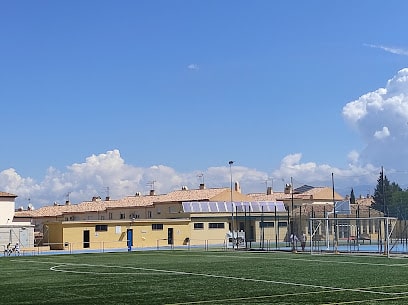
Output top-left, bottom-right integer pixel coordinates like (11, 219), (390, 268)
(152, 224), (163, 230)
(148, 211), (152, 218)
(109, 213), (113, 220)
(168, 206), (178, 213)
(259, 222), (274, 228)
(209, 223), (225, 229)
(278, 221), (288, 227)
(120, 213), (126, 219)
(96, 225), (108, 232)
(194, 223), (204, 229)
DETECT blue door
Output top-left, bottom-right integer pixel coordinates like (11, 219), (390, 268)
(127, 229), (133, 251)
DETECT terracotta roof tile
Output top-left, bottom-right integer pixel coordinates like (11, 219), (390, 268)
(14, 187), (229, 217)
(0, 191), (17, 197)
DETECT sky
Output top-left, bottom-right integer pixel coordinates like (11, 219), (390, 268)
(1, 1), (408, 208)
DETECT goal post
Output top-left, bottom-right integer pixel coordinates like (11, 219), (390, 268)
(309, 216), (398, 257)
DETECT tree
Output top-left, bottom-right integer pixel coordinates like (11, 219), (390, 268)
(372, 169), (402, 217)
(350, 188), (356, 205)
(372, 171), (391, 215)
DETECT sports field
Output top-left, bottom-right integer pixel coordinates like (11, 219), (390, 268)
(1, 250), (408, 304)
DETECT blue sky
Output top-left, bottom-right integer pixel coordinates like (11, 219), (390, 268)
(1, 1), (408, 207)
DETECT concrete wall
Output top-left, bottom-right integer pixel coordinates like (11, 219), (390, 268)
(0, 225), (35, 251)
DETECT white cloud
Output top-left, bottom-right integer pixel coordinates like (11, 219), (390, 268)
(364, 44), (408, 56)
(373, 126), (390, 139)
(342, 68), (408, 169)
(0, 150), (382, 209)
(271, 153), (375, 186)
(347, 150), (360, 164)
(187, 64), (199, 70)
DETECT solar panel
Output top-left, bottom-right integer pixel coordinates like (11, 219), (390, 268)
(182, 201), (286, 213)
(294, 185), (314, 194)
(201, 203), (210, 212)
(218, 202), (227, 212)
(208, 201), (218, 212)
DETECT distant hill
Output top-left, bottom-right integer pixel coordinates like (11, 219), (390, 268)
(336, 184), (375, 199)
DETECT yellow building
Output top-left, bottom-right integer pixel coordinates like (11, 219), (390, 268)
(45, 219), (191, 251)
(15, 183), (290, 251)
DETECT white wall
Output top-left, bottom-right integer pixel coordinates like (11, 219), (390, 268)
(0, 197), (15, 225)
(0, 225), (35, 249)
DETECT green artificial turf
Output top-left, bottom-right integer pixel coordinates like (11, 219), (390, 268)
(1, 251), (408, 304)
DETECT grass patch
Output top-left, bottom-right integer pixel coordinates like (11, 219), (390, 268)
(1, 251), (408, 304)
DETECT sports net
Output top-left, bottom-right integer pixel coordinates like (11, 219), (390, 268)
(309, 216), (400, 257)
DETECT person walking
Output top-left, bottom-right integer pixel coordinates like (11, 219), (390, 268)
(290, 233), (298, 252)
(300, 232), (307, 251)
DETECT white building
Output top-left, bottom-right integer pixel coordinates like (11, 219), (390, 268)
(0, 192), (34, 252)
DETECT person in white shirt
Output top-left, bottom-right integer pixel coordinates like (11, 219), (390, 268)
(300, 233), (307, 251)
(13, 242), (20, 255)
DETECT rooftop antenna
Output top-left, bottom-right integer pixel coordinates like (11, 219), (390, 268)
(66, 191), (71, 202)
(105, 186), (110, 198)
(264, 177), (273, 191)
(147, 180), (156, 196)
(197, 173), (204, 184)
(147, 180), (156, 190)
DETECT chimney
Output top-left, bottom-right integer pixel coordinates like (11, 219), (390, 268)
(234, 181), (241, 193)
(135, 192), (141, 197)
(284, 184), (292, 194)
(199, 183), (205, 190)
(181, 186), (189, 191)
(267, 186), (273, 195)
(149, 189), (155, 196)
(65, 200), (71, 206)
(105, 196), (110, 201)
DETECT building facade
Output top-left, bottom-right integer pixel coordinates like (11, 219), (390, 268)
(0, 192), (34, 252)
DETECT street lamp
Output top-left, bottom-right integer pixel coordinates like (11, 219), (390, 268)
(229, 161), (234, 249)
(229, 161), (234, 202)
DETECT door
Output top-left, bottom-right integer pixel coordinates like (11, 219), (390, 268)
(83, 230), (90, 248)
(167, 228), (174, 245)
(19, 228), (28, 247)
(127, 229), (133, 250)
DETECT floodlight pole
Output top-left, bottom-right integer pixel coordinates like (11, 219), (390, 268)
(291, 177), (295, 252)
(332, 172), (339, 253)
(229, 161), (234, 250)
(291, 177), (294, 233)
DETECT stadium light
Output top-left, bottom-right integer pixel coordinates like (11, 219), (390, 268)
(229, 160), (234, 249)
